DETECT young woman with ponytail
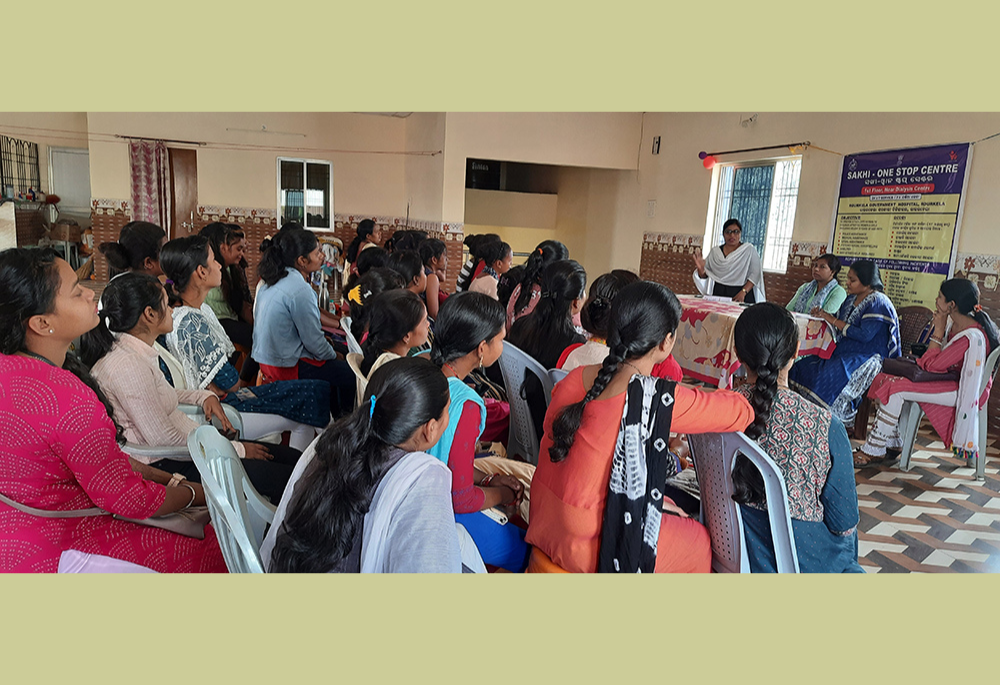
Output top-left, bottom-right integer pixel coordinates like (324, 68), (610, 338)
(0, 248), (225, 572)
(345, 267), (406, 340)
(418, 238), (448, 318)
(855, 278), (999, 467)
(346, 290), (430, 402)
(263, 357), (462, 573)
(98, 220), (167, 278)
(160, 236), (332, 446)
(455, 233), (501, 293)
(79, 272), (308, 504)
(507, 239), (569, 328)
(343, 219), (382, 279)
(730, 303), (863, 573)
(428, 292), (531, 572)
(526, 281), (754, 573)
(252, 227), (357, 415)
(467, 240), (512, 300)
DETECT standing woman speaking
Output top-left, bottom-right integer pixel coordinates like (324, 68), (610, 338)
(692, 219), (766, 303)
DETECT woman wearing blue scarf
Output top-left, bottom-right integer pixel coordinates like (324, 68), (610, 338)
(787, 253), (848, 316)
(789, 260), (901, 423)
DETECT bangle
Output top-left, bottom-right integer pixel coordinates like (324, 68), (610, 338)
(930, 337), (944, 345)
(180, 483), (197, 510)
(167, 473), (187, 488)
(480, 473), (495, 488)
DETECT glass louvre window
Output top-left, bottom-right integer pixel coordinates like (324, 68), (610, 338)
(707, 157), (802, 273)
(279, 158), (332, 229)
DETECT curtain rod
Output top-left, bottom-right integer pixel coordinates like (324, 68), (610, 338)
(704, 141), (811, 157)
(114, 134), (206, 146)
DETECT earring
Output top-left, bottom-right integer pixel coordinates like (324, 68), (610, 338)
(479, 355), (484, 372)
(48, 329), (54, 334)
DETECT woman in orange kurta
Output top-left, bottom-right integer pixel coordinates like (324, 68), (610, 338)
(526, 281), (754, 573)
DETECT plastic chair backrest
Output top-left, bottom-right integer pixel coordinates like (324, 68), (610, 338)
(897, 306), (934, 356)
(124, 404), (244, 461)
(549, 368), (569, 387)
(340, 316), (363, 355)
(187, 425), (276, 573)
(980, 344), (1000, 397)
(496, 341), (553, 465)
(346, 352), (367, 408)
(688, 431), (800, 573)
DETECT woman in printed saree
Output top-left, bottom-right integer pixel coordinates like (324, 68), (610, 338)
(786, 253), (848, 316)
(853, 278), (999, 467)
(789, 259), (901, 423)
(731, 303), (863, 573)
(692, 218), (766, 303)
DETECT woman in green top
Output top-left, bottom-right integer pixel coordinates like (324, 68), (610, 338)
(786, 253), (848, 316)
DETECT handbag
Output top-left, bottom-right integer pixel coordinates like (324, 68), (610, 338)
(0, 492), (209, 540)
(881, 356), (959, 383)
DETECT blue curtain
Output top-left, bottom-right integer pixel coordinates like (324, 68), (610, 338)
(728, 165), (773, 256)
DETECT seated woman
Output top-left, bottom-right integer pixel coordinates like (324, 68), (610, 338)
(98, 220), (167, 278)
(790, 259), (901, 423)
(80, 272), (305, 504)
(692, 218), (766, 303)
(455, 233), (501, 293)
(346, 267), (406, 340)
(200, 222), (258, 383)
(0, 248), (225, 573)
(251, 228), (356, 416)
(731, 303), (863, 573)
(526, 281), (754, 573)
(418, 238), (449, 319)
(342, 246), (389, 304)
(787, 253), (848, 316)
(263, 357), (461, 573)
(343, 218), (382, 280)
(161, 236), (331, 441)
(559, 269), (684, 382)
(347, 290), (431, 404)
(855, 278), (999, 466)
(468, 240), (513, 300)
(509, 259), (587, 437)
(428, 292), (530, 572)
(386, 249), (428, 297)
(507, 239), (569, 328)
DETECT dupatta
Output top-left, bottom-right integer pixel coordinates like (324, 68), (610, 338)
(947, 328), (988, 461)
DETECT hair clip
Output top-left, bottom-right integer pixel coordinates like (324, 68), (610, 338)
(369, 395), (378, 422)
(537, 247), (543, 255)
(348, 285), (363, 304)
(164, 279), (174, 286)
(974, 304), (983, 313)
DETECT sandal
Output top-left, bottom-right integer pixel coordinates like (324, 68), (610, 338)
(854, 447), (888, 468)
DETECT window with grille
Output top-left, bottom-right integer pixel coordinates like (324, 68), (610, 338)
(705, 156), (801, 273)
(277, 157), (332, 229)
(1, 135), (41, 198)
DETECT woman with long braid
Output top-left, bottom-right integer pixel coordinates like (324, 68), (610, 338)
(730, 303), (863, 573)
(526, 281), (754, 573)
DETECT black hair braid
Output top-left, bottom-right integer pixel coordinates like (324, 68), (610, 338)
(549, 342), (626, 463)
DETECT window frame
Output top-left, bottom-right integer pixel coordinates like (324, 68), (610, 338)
(703, 154), (802, 274)
(276, 156), (334, 230)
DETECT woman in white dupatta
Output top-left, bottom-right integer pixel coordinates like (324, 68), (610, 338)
(265, 357), (470, 573)
(855, 278), (999, 466)
(692, 219), (766, 303)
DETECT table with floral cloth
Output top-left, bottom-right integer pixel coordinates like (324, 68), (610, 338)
(674, 295), (836, 388)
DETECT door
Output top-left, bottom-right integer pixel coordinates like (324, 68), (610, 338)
(169, 148), (198, 237)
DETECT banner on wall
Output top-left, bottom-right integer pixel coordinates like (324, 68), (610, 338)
(830, 142), (972, 309)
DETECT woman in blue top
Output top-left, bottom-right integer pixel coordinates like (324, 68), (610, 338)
(160, 236), (331, 444)
(428, 292), (532, 572)
(253, 228), (356, 417)
(789, 259), (901, 423)
(732, 303), (863, 573)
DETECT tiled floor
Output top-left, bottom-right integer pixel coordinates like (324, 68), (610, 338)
(853, 425), (1000, 573)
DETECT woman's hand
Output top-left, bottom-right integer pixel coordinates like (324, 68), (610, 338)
(669, 436), (690, 470)
(662, 499), (690, 518)
(932, 308), (949, 335)
(203, 396), (234, 434)
(240, 442), (274, 461)
(490, 474), (524, 506)
(810, 306), (824, 318)
(692, 252), (707, 277)
(732, 289), (747, 303)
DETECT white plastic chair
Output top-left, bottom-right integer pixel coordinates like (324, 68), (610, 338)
(688, 431), (800, 573)
(496, 341), (553, 465)
(899, 345), (1000, 480)
(340, 315), (364, 355)
(187, 425), (277, 573)
(549, 368), (569, 387)
(123, 403), (244, 462)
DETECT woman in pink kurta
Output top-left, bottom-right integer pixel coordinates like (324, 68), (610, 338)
(855, 279), (999, 465)
(0, 248), (226, 573)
